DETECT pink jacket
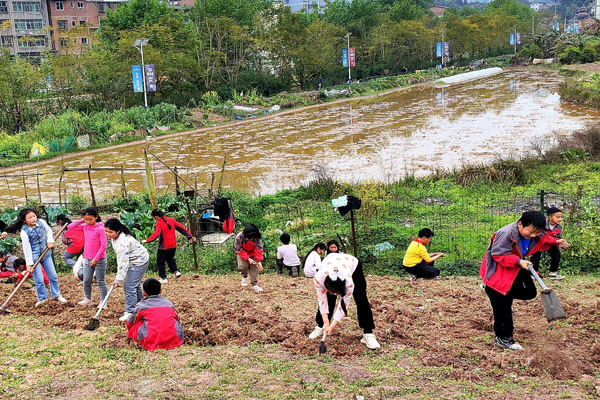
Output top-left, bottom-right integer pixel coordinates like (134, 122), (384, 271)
(68, 219), (107, 261)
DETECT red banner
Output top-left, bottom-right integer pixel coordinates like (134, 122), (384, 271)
(349, 47), (355, 67)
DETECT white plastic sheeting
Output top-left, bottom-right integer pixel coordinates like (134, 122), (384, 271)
(437, 67), (504, 85)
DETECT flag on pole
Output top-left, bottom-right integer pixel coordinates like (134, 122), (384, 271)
(509, 33), (515, 46)
(342, 48), (348, 67)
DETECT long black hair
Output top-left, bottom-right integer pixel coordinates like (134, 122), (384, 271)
(151, 209), (172, 230)
(302, 243), (326, 268)
(5, 208), (37, 233)
(324, 273), (348, 316)
(243, 224), (261, 240)
(326, 239), (340, 254)
(82, 207), (101, 222)
(56, 214), (72, 226)
(104, 218), (132, 236)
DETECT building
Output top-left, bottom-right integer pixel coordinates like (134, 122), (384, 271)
(0, 0), (52, 57)
(47, 0), (104, 54)
(282, 0), (326, 12)
(429, 5), (448, 17)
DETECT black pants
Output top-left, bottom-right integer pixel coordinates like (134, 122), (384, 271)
(485, 268), (537, 339)
(157, 248), (178, 279)
(531, 245), (560, 273)
(403, 261), (440, 279)
(314, 261), (375, 334)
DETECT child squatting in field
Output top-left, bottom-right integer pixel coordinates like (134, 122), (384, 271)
(235, 224), (264, 292)
(402, 228), (446, 280)
(480, 210), (568, 351)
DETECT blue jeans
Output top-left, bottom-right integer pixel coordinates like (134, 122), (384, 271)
(31, 251), (60, 301)
(83, 257), (107, 302)
(63, 250), (81, 267)
(123, 261), (149, 313)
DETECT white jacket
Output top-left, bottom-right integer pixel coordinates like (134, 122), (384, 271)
(110, 233), (149, 283)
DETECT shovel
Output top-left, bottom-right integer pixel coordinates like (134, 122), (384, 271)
(528, 266), (566, 321)
(0, 223), (68, 314)
(85, 284), (116, 331)
(319, 332), (327, 354)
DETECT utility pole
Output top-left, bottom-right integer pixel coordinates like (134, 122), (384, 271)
(133, 38), (149, 109)
(345, 32), (352, 84)
(441, 28), (445, 68)
(532, 14), (534, 36)
(514, 25), (517, 54)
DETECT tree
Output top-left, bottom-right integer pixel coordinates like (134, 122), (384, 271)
(0, 50), (44, 131)
(389, 0), (427, 22)
(99, 0), (172, 45)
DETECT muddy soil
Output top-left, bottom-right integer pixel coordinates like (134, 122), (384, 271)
(1, 274), (598, 383)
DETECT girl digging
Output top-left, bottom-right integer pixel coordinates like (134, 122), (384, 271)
(105, 218), (150, 322)
(308, 252), (380, 350)
(69, 208), (108, 307)
(143, 209), (196, 284)
(1, 208), (67, 306)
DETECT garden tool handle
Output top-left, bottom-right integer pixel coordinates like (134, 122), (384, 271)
(93, 284), (115, 319)
(528, 265), (549, 291)
(0, 223), (68, 311)
(321, 332), (327, 341)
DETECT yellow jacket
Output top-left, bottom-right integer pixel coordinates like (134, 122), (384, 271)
(403, 239), (431, 267)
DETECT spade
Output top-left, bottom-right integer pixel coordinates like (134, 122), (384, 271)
(85, 284), (116, 331)
(319, 332), (327, 354)
(528, 266), (566, 322)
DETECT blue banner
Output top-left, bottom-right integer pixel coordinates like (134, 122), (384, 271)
(509, 33), (514, 46)
(145, 64), (156, 92)
(132, 65), (143, 93)
(342, 48), (348, 67)
(436, 42), (442, 58)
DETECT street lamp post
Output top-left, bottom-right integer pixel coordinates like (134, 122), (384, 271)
(345, 32), (352, 84)
(133, 38), (149, 109)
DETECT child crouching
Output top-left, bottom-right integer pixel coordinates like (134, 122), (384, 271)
(126, 278), (183, 351)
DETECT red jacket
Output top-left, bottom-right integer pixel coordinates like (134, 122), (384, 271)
(146, 217), (193, 250)
(480, 222), (557, 295)
(63, 229), (85, 254)
(234, 232), (264, 262)
(126, 295), (184, 351)
(17, 267), (49, 285)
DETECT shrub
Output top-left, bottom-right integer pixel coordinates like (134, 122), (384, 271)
(558, 46), (583, 64)
(0, 132), (31, 159)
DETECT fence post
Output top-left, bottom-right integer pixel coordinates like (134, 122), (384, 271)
(120, 166), (127, 198)
(3, 173), (15, 208)
(174, 166), (180, 196)
(350, 209), (357, 257)
(539, 189), (545, 213)
(58, 168), (65, 206)
(87, 164), (97, 208)
(20, 165), (28, 203)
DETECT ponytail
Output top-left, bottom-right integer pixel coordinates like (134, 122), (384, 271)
(5, 208), (37, 233)
(151, 209), (172, 230)
(302, 242), (326, 268)
(105, 218), (132, 236)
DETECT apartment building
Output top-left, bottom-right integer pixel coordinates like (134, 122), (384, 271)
(282, 0), (327, 12)
(0, 0), (52, 57)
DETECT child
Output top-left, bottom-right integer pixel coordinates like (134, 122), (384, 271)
(56, 214), (85, 268)
(105, 218), (150, 322)
(126, 278), (184, 351)
(303, 243), (326, 278)
(3, 208), (66, 306)
(234, 224), (264, 293)
(402, 228), (446, 281)
(68, 208), (107, 307)
(480, 211), (567, 351)
(143, 209), (196, 284)
(0, 251), (17, 283)
(327, 240), (341, 254)
(530, 207), (570, 280)
(13, 258), (49, 286)
(308, 252), (380, 350)
(276, 233), (301, 277)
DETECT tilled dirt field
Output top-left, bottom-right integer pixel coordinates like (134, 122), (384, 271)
(1, 273), (599, 384)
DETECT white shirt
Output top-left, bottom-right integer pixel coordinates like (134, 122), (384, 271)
(111, 233), (149, 282)
(303, 250), (322, 278)
(20, 219), (54, 266)
(314, 253), (359, 322)
(276, 244), (301, 266)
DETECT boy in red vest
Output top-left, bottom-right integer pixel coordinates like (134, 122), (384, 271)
(480, 211), (567, 351)
(126, 278), (183, 351)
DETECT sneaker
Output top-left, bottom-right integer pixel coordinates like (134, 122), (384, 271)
(175, 271), (182, 278)
(119, 312), (131, 322)
(159, 278), (168, 284)
(361, 333), (381, 350)
(408, 274), (417, 282)
(495, 336), (523, 351)
(77, 298), (93, 306)
(479, 282), (486, 295)
(241, 277), (249, 287)
(251, 284), (263, 293)
(549, 272), (565, 280)
(291, 266), (299, 278)
(308, 326), (323, 340)
(35, 299), (47, 307)
(55, 295), (68, 303)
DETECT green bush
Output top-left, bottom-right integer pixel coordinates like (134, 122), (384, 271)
(558, 46), (583, 64)
(0, 132), (31, 159)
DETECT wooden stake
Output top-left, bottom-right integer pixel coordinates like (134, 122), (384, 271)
(120, 165), (127, 198)
(20, 165), (28, 203)
(87, 164), (97, 208)
(185, 196), (198, 270)
(350, 209), (357, 257)
(58, 168), (65, 206)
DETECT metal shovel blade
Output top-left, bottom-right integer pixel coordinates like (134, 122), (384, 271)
(85, 317), (100, 331)
(319, 332), (327, 354)
(0, 305), (11, 314)
(540, 289), (566, 322)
